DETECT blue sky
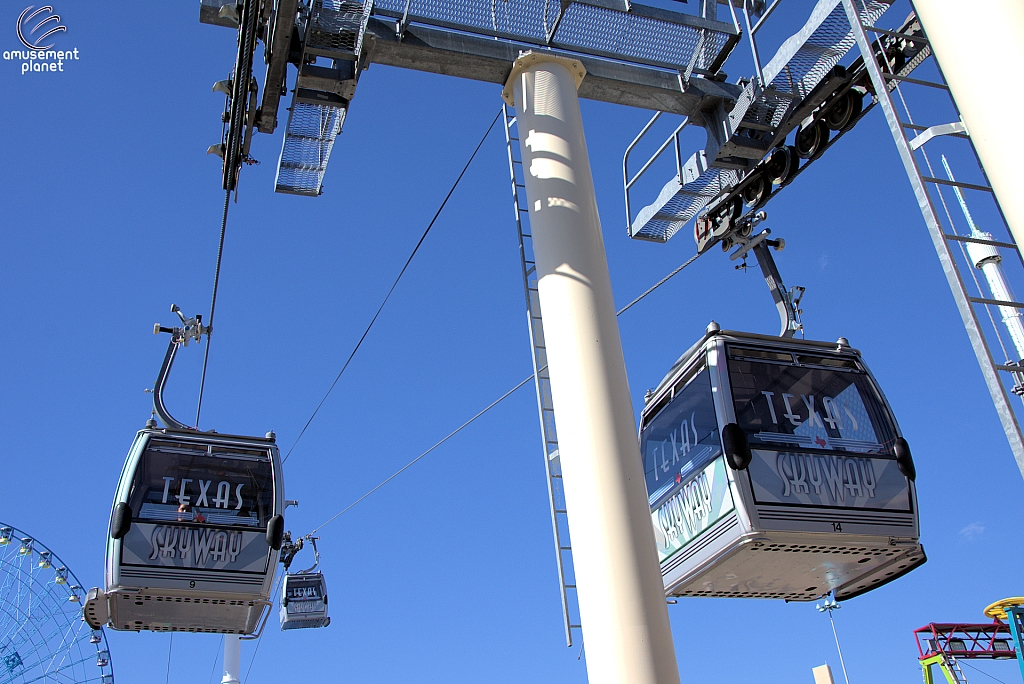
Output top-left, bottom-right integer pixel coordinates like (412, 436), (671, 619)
(2, 1), (1024, 683)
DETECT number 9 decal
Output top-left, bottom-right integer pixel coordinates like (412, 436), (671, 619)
(189, 580), (196, 588)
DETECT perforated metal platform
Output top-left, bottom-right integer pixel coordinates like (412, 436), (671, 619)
(275, 98), (348, 196)
(274, 0), (368, 196)
(372, 0), (736, 73)
(761, 0), (889, 99)
(629, 0), (891, 242)
(273, 0), (741, 195)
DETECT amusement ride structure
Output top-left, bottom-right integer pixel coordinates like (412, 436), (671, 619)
(914, 598), (1024, 684)
(0, 523), (115, 684)
(77, 0), (1024, 682)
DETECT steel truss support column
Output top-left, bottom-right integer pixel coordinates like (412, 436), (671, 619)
(503, 53), (680, 684)
(840, 0), (1024, 477)
(912, 0), (1024, 249)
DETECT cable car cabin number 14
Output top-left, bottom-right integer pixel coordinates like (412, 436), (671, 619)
(637, 330), (924, 602)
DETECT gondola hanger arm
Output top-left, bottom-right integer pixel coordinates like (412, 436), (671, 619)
(151, 304), (210, 431)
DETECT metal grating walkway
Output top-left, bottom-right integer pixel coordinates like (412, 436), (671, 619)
(628, 0), (891, 243)
(274, 0), (370, 196)
(372, 0), (737, 73)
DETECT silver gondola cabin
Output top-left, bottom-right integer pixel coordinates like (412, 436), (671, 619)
(85, 307), (285, 634)
(280, 572), (329, 630)
(278, 533), (330, 630)
(640, 325), (925, 601)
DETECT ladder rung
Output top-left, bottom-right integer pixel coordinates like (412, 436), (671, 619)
(555, 509), (567, 514)
(945, 234), (1017, 250)
(862, 25), (929, 44)
(559, 545), (571, 550)
(996, 364), (1024, 373)
(518, 206), (530, 213)
(900, 121), (968, 139)
(969, 296), (1024, 309)
(882, 73), (948, 90)
(565, 585), (576, 590)
(922, 176), (992, 193)
(569, 624), (582, 629)
(551, 473), (562, 478)
(515, 183), (526, 189)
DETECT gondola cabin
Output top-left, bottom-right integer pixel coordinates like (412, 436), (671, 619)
(639, 327), (925, 601)
(280, 573), (330, 630)
(85, 426), (285, 633)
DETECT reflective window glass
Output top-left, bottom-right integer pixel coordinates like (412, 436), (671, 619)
(128, 440), (275, 528)
(728, 356), (896, 453)
(640, 367), (721, 505)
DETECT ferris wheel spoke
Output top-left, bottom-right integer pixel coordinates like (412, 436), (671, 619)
(8, 651), (95, 684)
(0, 524), (112, 684)
(41, 620), (88, 675)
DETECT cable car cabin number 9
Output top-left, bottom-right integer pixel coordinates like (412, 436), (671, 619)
(85, 428), (285, 635)
(638, 329), (925, 602)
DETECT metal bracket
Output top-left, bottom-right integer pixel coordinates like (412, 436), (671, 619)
(151, 304), (210, 431)
(278, 532), (321, 574)
(395, 0), (410, 39)
(727, 218), (803, 337)
(239, 599), (274, 640)
(908, 120), (968, 150)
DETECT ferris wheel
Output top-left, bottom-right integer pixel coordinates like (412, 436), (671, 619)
(0, 523), (114, 683)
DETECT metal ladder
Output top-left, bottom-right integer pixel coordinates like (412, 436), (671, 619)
(945, 655), (969, 684)
(502, 104), (582, 647)
(843, 0), (1024, 478)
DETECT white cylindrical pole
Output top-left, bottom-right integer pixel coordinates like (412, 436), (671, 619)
(504, 53), (680, 684)
(913, 0), (1024, 248)
(969, 243), (1024, 361)
(981, 261), (1024, 361)
(222, 635), (241, 684)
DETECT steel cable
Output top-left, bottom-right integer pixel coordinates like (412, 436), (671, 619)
(196, 189), (232, 429)
(164, 633), (173, 684)
(961, 661), (1008, 684)
(282, 109), (502, 464)
(305, 250), (703, 534)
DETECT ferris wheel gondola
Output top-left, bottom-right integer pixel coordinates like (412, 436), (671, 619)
(84, 306), (285, 634)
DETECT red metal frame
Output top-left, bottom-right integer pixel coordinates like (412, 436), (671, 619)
(915, 621), (1017, 660)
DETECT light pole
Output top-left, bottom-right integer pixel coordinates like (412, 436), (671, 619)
(222, 635), (240, 684)
(817, 596), (850, 684)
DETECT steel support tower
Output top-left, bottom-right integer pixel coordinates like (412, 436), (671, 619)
(842, 0), (1024, 477)
(505, 53), (680, 684)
